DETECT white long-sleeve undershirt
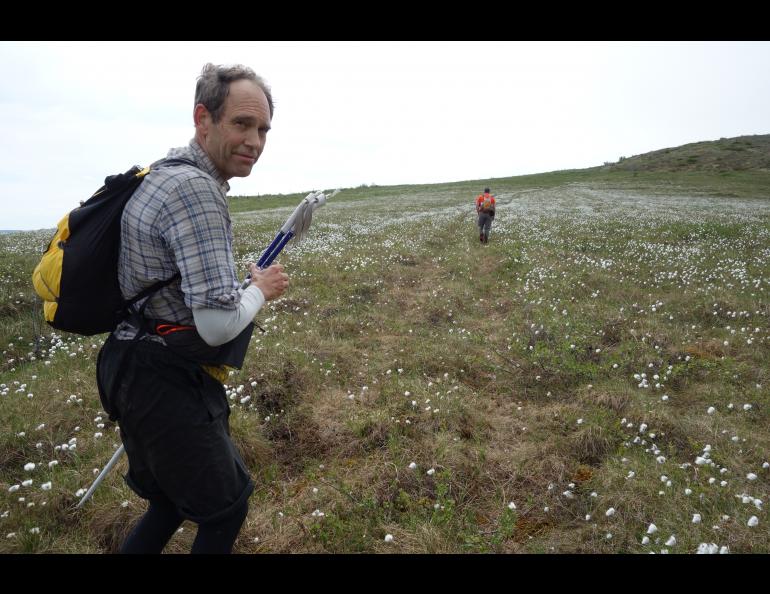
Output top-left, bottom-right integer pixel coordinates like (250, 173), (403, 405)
(192, 284), (265, 346)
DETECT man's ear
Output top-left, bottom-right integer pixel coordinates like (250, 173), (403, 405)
(194, 103), (211, 133)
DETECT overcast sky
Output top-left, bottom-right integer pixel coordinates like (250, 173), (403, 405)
(2, 41), (769, 230)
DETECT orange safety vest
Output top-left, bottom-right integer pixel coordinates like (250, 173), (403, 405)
(476, 193), (495, 212)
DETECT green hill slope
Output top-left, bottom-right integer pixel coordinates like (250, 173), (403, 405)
(600, 134), (770, 173)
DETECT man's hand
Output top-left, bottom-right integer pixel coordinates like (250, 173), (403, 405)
(249, 263), (288, 301)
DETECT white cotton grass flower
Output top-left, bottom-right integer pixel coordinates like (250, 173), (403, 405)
(8, 485), (20, 493)
(75, 488), (86, 497)
(384, 534), (394, 543)
(665, 535), (676, 547)
(707, 406), (716, 415)
(647, 523), (658, 534)
(508, 501), (517, 510)
(747, 516), (759, 527)
(22, 480), (33, 487)
(408, 462), (417, 470)
(48, 460), (58, 468)
(641, 536), (650, 545)
(692, 513), (701, 524)
(605, 507), (616, 517)
(426, 468), (435, 476)
(562, 490), (575, 499)
(24, 463), (35, 472)
(747, 473), (757, 481)
(41, 482), (52, 491)
(685, 488), (692, 495)
(696, 543), (719, 554)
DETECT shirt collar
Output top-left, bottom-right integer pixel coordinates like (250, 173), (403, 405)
(165, 140), (230, 194)
(188, 139), (230, 193)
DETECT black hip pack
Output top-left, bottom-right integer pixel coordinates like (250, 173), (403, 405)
(152, 320), (254, 370)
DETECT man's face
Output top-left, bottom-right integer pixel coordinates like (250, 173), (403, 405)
(196, 79), (271, 180)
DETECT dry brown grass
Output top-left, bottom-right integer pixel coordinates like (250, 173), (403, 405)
(683, 340), (727, 360)
(567, 425), (620, 466)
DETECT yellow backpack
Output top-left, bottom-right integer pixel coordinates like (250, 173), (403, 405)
(32, 162), (184, 335)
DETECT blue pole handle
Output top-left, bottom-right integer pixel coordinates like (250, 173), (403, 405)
(241, 230), (295, 290)
(257, 231), (285, 268)
(261, 230), (294, 268)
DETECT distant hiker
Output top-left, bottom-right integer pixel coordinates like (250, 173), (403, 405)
(475, 187), (496, 243)
(96, 63), (288, 554)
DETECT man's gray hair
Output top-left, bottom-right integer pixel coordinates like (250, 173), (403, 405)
(195, 63), (274, 122)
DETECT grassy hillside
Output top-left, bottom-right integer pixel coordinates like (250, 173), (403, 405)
(1, 140), (769, 553)
(600, 134), (770, 173)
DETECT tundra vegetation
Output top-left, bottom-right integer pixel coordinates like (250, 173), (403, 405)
(1, 136), (769, 553)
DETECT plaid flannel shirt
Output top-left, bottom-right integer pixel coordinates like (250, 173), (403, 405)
(116, 140), (240, 336)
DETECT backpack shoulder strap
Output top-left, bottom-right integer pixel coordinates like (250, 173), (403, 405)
(124, 272), (181, 310)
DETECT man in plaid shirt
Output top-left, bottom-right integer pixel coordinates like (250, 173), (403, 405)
(97, 63), (288, 554)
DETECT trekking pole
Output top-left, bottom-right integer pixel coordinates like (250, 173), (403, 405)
(76, 189), (337, 508)
(240, 188), (338, 288)
(75, 444), (125, 508)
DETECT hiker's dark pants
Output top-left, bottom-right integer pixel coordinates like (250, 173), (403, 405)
(477, 212), (494, 239)
(119, 494), (249, 554)
(96, 334), (254, 553)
